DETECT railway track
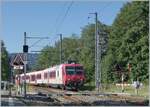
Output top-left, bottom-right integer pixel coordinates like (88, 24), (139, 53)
(26, 85), (148, 106)
(29, 85), (78, 95)
(28, 85), (93, 104)
(28, 85), (119, 105)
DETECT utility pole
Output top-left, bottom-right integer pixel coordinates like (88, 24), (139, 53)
(89, 12), (100, 92)
(22, 33), (49, 97)
(59, 34), (63, 64)
(9, 64), (12, 96)
(23, 32), (27, 98)
(95, 12), (100, 92)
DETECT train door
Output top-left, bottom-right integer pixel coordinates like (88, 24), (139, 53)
(56, 66), (61, 85)
(62, 65), (66, 85)
(47, 69), (50, 85)
(60, 65), (64, 85)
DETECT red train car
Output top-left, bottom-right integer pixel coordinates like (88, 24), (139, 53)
(16, 63), (85, 90)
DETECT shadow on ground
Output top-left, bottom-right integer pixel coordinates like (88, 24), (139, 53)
(79, 85), (95, 91)
(15, 95), (149, 106)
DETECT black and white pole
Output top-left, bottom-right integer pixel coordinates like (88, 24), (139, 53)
(23, 32), (28, 98)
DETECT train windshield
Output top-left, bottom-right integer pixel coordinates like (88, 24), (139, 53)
(66, 66), (83, 75)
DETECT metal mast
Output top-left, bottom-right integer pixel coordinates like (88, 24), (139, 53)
(23, 32), (27, 98)
(59, 34), (63, 64)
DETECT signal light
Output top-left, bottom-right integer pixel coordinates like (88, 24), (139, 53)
(23, 45), (28, 53)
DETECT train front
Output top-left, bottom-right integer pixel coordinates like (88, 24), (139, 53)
(64, 64), (85, 89)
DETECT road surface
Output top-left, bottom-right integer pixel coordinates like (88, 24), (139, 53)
(1, 97), (25, 106)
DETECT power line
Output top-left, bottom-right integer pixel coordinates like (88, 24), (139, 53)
(48, 2), (68, 46)
(29, 39), (45, 48)
(55, 1), (74, 34)
(88, 2), (112, 23)
(48, 1), (74, 48)
(51, 2), (68, 35)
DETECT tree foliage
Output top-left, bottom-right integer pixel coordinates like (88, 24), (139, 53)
(79, 23), (109, 83)
(35, 35), (82, 70)
(102, 1), (149, 83)
(1, 40), (9, 81)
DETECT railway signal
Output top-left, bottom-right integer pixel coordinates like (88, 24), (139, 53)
(23, 32), (27, 98)
(23, 45), (28, 53)
(22, 32), (51, 97)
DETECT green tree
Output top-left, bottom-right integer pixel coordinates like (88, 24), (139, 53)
(35, 35), (81, 70)
(1, 40), (9, 81)
(103, 1), (149, 83)
(61, 35), (81, 62)
(79, 22), (109, 84)
(34, 45), (59, 70)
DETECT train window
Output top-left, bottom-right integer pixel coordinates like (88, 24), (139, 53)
(66, 66), (83, 75)
(49, 71), (56, 78)
(37, 74), (41, 79)
(76, 66), (83, 75)
(76, 66), (83, 70)
(31, 75), (35, 81)
(76, 71), (83, 75)
(44, 73), (47, 79)
(26, 75), (30, 79)
(66, 66), (75, 75)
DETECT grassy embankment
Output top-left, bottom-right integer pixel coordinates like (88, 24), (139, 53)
(80, 82), (149, 98)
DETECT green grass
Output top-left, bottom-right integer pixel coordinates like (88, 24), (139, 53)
(79, 85), (95, 91)
(81, 82), (149, 98)
(101, 84), (149, 98)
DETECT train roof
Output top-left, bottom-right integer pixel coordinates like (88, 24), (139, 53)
(61, 63), (83, 66)
(18, 63), (83, 76)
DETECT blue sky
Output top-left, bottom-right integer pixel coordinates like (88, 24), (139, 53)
(2, 1), (128, 53)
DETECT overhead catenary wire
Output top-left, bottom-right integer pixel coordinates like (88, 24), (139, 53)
(49, 1), (73, 45)
(48, 1), (74, 47)
(29, 38), (44, 48)
(51, 2), (68, 35)
(55, 1), (74, 34)
(47, 2), (68, 47)
(88, 1), (112, 24)
(52, 1), (110, 46)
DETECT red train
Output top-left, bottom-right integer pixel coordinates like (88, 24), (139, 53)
(15, 63), (85, 90)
